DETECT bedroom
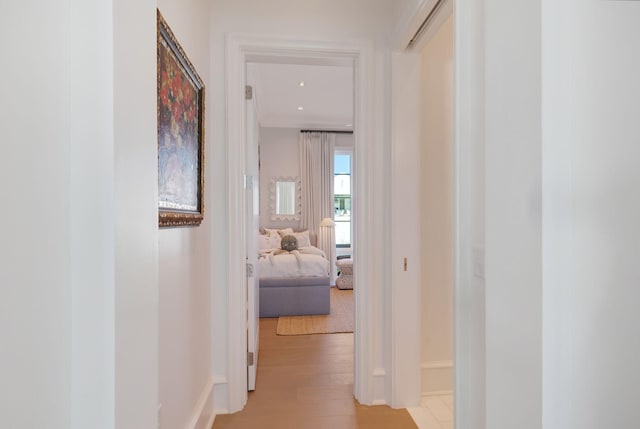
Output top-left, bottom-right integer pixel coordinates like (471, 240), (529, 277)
(244, 60), (356, 381)
(247, 60), (353, 317)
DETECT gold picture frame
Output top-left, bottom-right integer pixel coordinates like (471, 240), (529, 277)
(157, 10), (205, 227)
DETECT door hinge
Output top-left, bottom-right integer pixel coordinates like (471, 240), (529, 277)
(246, 262), (254, 277)
(245, 85), (253, 100)
(247, 351), (254, 366)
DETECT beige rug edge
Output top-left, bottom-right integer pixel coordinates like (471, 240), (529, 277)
(276, 287), (354, 335)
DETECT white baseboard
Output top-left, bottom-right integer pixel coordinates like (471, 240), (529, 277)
(185, 378), (215, 429)
(372, 367), (387, 405)
(422, 390), (454, 398)
(421, 360), (453, 396)
(211, 377), (229, 418)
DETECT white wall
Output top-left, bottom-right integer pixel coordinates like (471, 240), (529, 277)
(542, 2), (640, 428)
(419, 13), (454, 395)
(113, 0), (159, 427)
(70, 1), (115, 427)
(484, 0), (542, 427)
(258, 127), (301, 229)
(156, 1), (214, 429)
(1, 3), (73, 427)
(1, 1), (159, 428)
(455, 2), (640, 428)
(211, 0), (392, 44)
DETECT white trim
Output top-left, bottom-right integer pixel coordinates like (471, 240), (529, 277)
(422, 390), (454, 398)
(372, 367), (388, 405)
(421, 361), (454, 397)
(257, 119), (354, 131)
(211, 377), (229, 415)
(224, 33), (378, 411)
(204, 413), (216, 429)
(421, 361), (454, 370)
(184, 379), (215, 429)
(225, 33), (249, 413)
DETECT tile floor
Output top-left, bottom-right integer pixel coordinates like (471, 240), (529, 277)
(407, 395), (454, 429)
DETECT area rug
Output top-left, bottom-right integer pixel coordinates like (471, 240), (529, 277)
(276, 287), (354, 335)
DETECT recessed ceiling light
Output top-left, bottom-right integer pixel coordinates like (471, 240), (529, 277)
(299, 81), (305, 87)
(297, 106), (304, 111)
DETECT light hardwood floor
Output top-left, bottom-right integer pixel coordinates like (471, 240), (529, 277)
(212, 317), (418, 429)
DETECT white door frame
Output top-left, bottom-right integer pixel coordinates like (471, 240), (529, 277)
(224, 34), (380, 412)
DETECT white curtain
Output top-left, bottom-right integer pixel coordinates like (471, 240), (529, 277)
(299, 132), (335, 269)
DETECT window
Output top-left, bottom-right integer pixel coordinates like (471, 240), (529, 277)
(334, 154), (351, 247)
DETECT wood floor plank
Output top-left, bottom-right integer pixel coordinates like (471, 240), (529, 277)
(212, 318), (417, 429)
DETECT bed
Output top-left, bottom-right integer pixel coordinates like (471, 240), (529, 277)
(258, 228), (331, 317)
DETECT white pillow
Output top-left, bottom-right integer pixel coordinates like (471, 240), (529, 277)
(258, 234), (280, 250)
(264, 227), (293, 238)
(291, 230), (311, 248)
(263, 228), (278, 237)
(273, 227), (294, 237)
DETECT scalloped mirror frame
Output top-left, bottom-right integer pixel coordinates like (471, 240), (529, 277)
(270, 176), (301, 221)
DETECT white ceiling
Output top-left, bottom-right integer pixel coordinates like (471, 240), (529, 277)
(247, 62), (354, 131)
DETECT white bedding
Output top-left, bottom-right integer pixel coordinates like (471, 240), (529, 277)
(258, 246), (330, 278)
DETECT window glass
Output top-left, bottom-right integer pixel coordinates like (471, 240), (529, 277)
(334, 154), (351, 247)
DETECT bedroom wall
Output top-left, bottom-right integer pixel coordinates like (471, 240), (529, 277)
(419, 13), (454, 396)
(258, 127), (301, 230)
(156, 1), (214, 429)
(257, 127), (355, 231)
(335, 133), (355, 150)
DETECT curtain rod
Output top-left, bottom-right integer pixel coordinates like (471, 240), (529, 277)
(300, 130), (353, 134)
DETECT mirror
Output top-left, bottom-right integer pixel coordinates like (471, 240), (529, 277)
(270, 176), (300, 221)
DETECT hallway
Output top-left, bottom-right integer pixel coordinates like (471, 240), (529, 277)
(213, 318), (418, 428)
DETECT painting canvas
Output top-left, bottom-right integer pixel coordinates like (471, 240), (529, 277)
(157, 10), (205, 227)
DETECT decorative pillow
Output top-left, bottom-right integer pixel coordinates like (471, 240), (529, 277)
(263, 228), (278, 237)
(258, 234), (279, 250)
(291, 230), (311, 248)
(265, 227), (294, 238)
(280, 235), (298, 252)
(275, 227), (294, 237)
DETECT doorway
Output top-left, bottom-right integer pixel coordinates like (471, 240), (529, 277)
(244, 57), (356, 388)
(245, 58), (354, 374)
(224, 35), (383, 412)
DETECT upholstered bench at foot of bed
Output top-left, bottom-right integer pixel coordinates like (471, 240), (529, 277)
(259, 276), (330, 317)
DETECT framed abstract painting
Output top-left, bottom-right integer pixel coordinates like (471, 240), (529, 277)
(157, 10), (205, 227)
